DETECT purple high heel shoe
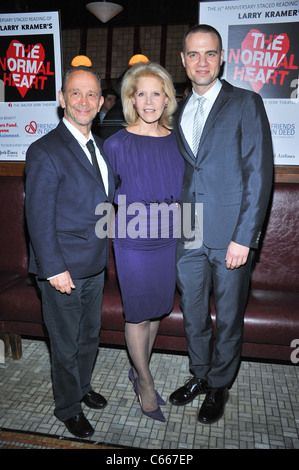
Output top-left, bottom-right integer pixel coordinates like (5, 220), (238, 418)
(136, 379), (166, 423)
(128, 367), (166, 406)
(139, 398), (166, 422)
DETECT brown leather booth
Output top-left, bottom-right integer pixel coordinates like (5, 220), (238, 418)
(0, 176), (298, 362)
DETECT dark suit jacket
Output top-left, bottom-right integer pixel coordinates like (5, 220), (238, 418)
(25, 121), (115, 280)
(174, 80), (273, 250)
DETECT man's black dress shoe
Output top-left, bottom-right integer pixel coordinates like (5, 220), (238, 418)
(64, 412), (94, 438)
(198, 387), (229, 424)
(82, 390), (107, 409)
(169, 377), (208, 406)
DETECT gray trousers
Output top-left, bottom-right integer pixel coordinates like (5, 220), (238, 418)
(38, 271), (104, 421)
(176, 242), (253, 388)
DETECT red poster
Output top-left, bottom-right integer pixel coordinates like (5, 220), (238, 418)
(0, 34), (56, 102)
(227, 23), (299, 98)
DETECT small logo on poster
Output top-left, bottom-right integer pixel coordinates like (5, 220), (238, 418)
(25, 120), (37, 134)
(24, 120), (56, 136)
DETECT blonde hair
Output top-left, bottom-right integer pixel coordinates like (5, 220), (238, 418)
(121, 62), (177, 128)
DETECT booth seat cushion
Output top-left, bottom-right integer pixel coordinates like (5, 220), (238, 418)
(240, 290), (299, 346)
(0, 277), (42, 324)
(101, 280), (124, 330)
(100, 283), (299, 350)
(0, 271), (24, 294)
(0, 176), (28, 275)
(251, 183), (299, 292)
(0, 177), (298, 363)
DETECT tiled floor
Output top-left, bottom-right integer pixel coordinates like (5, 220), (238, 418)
(0, 338), (298, 449)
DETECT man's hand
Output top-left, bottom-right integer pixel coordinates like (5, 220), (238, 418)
(49, 271), (75, 294)
(225, 241), (250, 270)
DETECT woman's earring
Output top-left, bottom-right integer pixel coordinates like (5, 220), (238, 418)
(164, 102), (168, 108)
(133, 103), (136, 108)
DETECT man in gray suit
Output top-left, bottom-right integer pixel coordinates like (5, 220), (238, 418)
(170, 25), (273, 424)
(26, 66), (115, 438)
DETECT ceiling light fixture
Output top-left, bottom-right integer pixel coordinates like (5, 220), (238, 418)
(86, 1), (123, 24)
(71, 55), (93, 67)
(128, 54), (150, 66)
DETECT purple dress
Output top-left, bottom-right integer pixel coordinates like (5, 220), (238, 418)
(103, 128), (184, 323)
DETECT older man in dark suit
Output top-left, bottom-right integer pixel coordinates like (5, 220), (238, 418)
(170, 25), (273, 424)
(25, 66), (115, 438)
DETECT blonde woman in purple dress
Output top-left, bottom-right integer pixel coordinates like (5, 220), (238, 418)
(104, 63), (184, 422)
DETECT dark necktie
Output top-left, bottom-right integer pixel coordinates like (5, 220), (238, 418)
(86, 139), (104, 188)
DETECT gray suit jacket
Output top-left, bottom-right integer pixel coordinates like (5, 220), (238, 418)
(174, 80), (273, 250)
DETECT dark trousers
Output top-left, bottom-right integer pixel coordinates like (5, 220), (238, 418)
(38, 272), (104, 421)
(176, 242), (253, 388)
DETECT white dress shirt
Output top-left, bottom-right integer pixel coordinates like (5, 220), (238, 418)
(181, 79), (222, 152)
(63, 117), (109, 195)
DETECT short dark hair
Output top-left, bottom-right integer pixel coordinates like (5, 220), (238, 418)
(102, 88), (118, 99)
(182, 24), (223, 54)
(61, 65), (101, 94)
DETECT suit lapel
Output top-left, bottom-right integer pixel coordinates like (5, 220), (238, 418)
(57, 122), (108, 194)
(175, 95), (195, 164)
(94, 136), (115, 199)
(69, 138), (108, 193)
(176, 81), (233, 163)
(197, 81), (231, 155)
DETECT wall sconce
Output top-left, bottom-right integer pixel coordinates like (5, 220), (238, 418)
(71, 55), (93, 67)
(128, 54), (150, 66)
(86, 1), (123, 23)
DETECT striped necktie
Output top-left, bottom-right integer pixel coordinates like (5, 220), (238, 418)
(192, 96), (206, 155)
